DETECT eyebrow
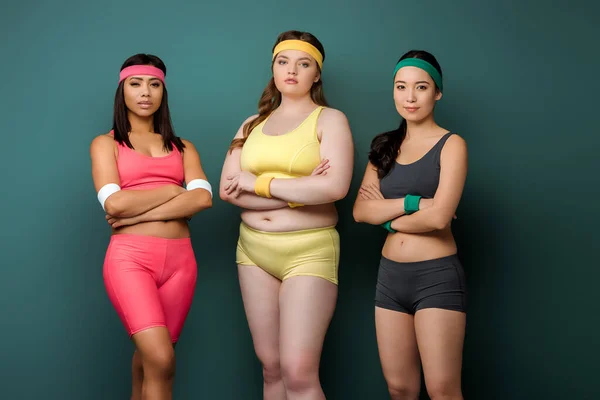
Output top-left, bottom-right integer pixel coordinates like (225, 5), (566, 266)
(276, 55), (312, 62)
(394, 81), (431, 85)
(394, 80), (431, 84)
(129, 76), (161, 81)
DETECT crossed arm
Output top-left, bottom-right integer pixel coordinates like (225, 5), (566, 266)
(219, 109), (354, 208)
(353, 134), (467, 233)
(90, 135), (212, 228)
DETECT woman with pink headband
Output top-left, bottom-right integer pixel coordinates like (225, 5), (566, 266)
(220, 31), (354, 399)
(90, 53), (212, 399)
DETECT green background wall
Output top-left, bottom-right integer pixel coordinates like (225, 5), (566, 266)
(1, 0), (598, 398)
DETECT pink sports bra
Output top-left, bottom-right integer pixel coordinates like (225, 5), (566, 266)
(115, 141), (184, 190)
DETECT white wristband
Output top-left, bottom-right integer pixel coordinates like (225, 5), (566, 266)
(97, 183), (121, 211)
(186, 179), (212, 198)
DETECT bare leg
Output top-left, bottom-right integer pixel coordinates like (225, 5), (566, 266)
(131, 350), (143, 400)
(279, 276), (337, 400)
(415, 309), (466, 400)
(239, 265), (286, 400)
(132, 327), (175, 400)
(375, 307), (421, 400)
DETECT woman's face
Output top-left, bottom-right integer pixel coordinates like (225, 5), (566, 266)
(272, 49), (320, 97)
(393, 66), (442, 122)
(123, 74), (163, 118)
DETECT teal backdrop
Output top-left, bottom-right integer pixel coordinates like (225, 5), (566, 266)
(1, 0), (598, 399)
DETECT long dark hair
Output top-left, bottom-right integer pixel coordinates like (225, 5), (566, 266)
(112, 53), (185, 152)
(368, 50), (442, 179)
(229, 30), (328, 152)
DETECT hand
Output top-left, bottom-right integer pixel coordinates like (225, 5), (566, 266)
(225, 171), (257, 198)
(359, 183), (384, 200)
(106, 214), (141, 229)
(311, 159), (330, 176)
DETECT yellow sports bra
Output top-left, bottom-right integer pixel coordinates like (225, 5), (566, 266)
(240, 106), (324, 179)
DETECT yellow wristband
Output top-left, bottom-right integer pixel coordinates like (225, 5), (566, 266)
(288, 202), (304, 208)
(254, 175), (274, 198)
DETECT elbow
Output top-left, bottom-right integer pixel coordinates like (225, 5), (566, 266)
(195, 190), (213, 211)
(219, 189), (231, 203)
(352, 206), (364, 223)
(430, 214), (450, 230)
(328, 185), (350, 203)
(202, 196), (213, 210)
(104, 197), (125, 217)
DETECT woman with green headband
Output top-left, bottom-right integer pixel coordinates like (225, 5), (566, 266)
(353, 50), (467, 400)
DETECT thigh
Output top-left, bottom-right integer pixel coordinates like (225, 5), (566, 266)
(414, 308), (466, 393)
(238, 264), (282, 364)
(159, 240), (198, 343)
(103, 243), (165, 336)
(279, 276), (337, 368)
(375, 307), (421, 392)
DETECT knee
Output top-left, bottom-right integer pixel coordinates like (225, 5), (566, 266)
(281, 356), (318, 393)
(260, 357), (282, 384)
(387, 381), (420, 400)
(143, 347), (175, 379)
(426, 379), (462, 400)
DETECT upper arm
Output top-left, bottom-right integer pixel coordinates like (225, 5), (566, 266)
(219, 115), (257, 197)
(181, 139), (208, 184)
(317, 108), (354, 196)
(90, 134), (120, 192)
(432, 134), (468, 216)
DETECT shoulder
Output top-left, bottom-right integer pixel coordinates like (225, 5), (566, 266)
(234, 114), (260, 139)
(445, 133), (467, 151)
(441, 133), (467, 162)
(181, 138), (196, 149)
(319, 107), (348, 124)
(180, 138), (201, 158)
(318, 107), (350, 135)
(90, 132), (116, 153)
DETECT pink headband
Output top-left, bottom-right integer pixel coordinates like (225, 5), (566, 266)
(118, 65), (165, 84)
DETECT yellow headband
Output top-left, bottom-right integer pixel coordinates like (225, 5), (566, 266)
(272, 40), (323, 69)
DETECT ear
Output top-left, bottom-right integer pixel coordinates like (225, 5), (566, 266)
(314, 72), (321, 83)
(435, 90), (443, 101)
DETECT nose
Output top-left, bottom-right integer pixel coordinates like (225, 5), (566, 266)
(140, 82), (151, 97)
(406, 88), (416, 103)
(287, 64), (297, 75)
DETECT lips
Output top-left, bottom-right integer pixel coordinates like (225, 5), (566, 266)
(285, 79), (298, 84)
(404, 107), (419, 112)
(138, 101), (153, 108)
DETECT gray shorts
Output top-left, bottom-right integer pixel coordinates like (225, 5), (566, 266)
(375, 254), (467, 314)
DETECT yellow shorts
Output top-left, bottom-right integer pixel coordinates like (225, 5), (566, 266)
(236, 222), (340, 285)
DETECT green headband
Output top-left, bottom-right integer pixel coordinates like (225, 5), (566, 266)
(392, 58), (443, 92)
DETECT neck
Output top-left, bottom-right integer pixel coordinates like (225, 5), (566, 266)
(128, 111), (155, 134)
(277, 94), (316, 114)
(405, 115), (439, 140)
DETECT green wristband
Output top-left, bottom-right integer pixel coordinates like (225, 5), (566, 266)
(404, 194), (421, 214)
(381, 220), (397, 233)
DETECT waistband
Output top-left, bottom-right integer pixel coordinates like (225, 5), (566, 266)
(240, 222), (336, 236)
(380, 254), (460, 269)
(110, 233), (191, 245)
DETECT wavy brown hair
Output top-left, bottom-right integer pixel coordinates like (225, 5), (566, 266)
(229, 30), (328, 152)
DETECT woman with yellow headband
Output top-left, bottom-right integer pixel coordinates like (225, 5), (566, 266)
(353, 50), (467, 399)
(220, 30), (354, 399)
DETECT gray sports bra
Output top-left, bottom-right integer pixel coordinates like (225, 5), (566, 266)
(380, 132), (454, 199)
